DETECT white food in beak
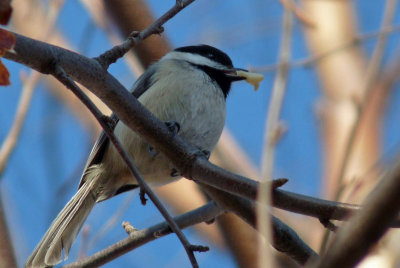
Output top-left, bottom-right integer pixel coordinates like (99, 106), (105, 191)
(236, 70), (264, 91)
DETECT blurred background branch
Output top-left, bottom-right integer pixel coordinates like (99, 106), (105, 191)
(258, 6), (293, 268)
(0, 71), (39, 175)
(0, 198), (16, 268)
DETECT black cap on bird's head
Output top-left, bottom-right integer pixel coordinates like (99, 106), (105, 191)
(174, 44), (234, 69)
(166, 44), (248, 97)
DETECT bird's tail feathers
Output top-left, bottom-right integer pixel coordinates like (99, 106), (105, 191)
(25, 170), (101, 267)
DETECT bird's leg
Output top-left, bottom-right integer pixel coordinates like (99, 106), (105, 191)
(148, 121), (180, 157)
(165, 121), (180, 134)
(199, 149), (211, 160)
(170, 168), (181, 177)
(194, 148), (211, 160)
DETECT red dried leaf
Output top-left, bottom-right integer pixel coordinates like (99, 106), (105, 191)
(0, 59), (10, 85)
(0, 28), (14, 85)
(0, 28), (14, 55)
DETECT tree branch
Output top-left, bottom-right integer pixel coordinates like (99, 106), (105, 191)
(65, 185), (321, 268)
(272, 189), (397, 228)
(258, 7), (293, 267)
(318, 0), (397, 253)
(102, 0), (172, 68)
(0, 71), (38, 175)
(62, 202), (223, 268)
(311, 156), (400, 268)
(4, 31), (400, 228)
(251, 24), (400, 73)
(0, 198), (17, 268)
(201, 184), (318, 266)
(333, 0), (396, 206)
(94, 0), (194, 69)
(3, 31), (261, 208)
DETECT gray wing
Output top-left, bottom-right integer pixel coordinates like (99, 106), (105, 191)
(78, 64), (157, 189)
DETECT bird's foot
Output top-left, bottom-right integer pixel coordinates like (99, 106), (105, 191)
(165, 121), (180, 134)
(195, 148), (211, 160)
(170, 168), (181, 177)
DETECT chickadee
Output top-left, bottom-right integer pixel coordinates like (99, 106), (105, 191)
(26, 44), (262, 267)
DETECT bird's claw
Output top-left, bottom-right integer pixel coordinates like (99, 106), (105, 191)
(195, 149), (210, 160)
(170, 168), (181, 177)
(165, 121), (180, 134)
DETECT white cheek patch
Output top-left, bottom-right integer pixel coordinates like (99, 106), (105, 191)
(162, 51), (224, 69)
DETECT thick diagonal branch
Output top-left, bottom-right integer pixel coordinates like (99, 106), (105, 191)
(4, 32), (400, 229)
(201, 184), (318, 265)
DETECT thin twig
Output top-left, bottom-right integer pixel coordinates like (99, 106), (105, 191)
(53, 67), (202, 268)
(94, 0), (195, 69)
(0, 0), (64, 175)
(279, 0), (315, 27)
(77, 225), (91, 260)
(251, 24), (400, 73)
(122, 221), (138, 236)
(334, 0), (396, 206)
(0, 71), (39, 175)
(0, 198), (17, 268)
(258, 7), (293, 268)
(311, 156), (400, 268)
(273, 188), (400, 227)
(62, 202), (223, 268)
(79, 0), (145, 75)
(319, 0), (397, 253)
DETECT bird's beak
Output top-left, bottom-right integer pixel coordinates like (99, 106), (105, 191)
(223, 68), (264, 91)
(223, 68), (248, 81)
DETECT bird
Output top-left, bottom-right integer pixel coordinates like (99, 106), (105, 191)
(26, 44), (261, 267)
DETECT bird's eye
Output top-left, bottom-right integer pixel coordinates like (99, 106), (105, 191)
(207, 53), (215, 59)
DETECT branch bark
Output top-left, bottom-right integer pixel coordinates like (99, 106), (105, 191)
(3, 31), (262, 202)
(103, 0), (172, 68)
(202, 185), (318, 266)
(5, 30), (400, 227)
(95, 0), (194, 69)
(258, 8), (293, 267)
(66, 188), (319, 267)
(312, 157), (400, 268)
(0, 71), (38, 175)
(63, 202), (223, 267)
